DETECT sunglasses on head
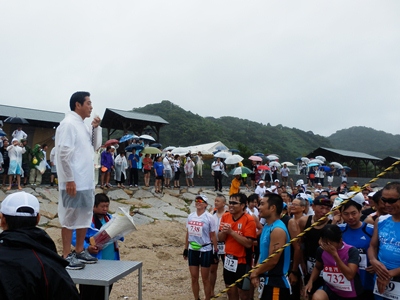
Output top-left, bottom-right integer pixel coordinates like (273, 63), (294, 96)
(381, 197), (400, 204)
(229, 201), (241, 205)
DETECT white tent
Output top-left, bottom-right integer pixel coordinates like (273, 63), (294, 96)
(170, 141), (228, 156)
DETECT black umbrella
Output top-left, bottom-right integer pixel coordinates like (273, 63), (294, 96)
(4, 116), (29, 125)
(0, 129), (6, 137)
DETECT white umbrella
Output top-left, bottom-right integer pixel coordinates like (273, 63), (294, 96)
(214, 152), (232, 159)
(330, 162), (344, 169)
(308, 159), (324, 165)
(224, 154), (244, 165)
(163, 146), (176, 152)
(315, 155), (326, 162)
(301, 157), (310, 163)
(139, 134), (156, 141)
(269, 161), (281, 168)
(281, 161), (295, 167)
(266, 154), (279, 161)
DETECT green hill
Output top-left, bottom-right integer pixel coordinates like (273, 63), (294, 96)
(328, 126), (400, 158)
(131, 100), (332, 162)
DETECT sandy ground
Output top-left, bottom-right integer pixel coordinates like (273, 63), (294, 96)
(47, 220), (228, 300)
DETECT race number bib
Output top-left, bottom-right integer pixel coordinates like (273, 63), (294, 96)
(188, 221), (203, 237)
(373, 279), (400, 300)
(257, 276), (265, 299)
(217, 242), (225, 254)
(224, 255), (238, 272)
(323, 266), (352, 291)
(359, 253), (367, 270)
(307, 257), (323, 277)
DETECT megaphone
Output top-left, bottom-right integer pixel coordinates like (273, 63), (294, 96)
(90, 207), (137, 249)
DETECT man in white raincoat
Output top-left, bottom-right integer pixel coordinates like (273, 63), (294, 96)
(55, 91), (102, 270)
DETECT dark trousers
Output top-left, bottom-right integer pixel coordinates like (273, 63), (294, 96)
(129, 168), (139, 185)
(79, 284), (112, 300)
(214, 171), (222, 191)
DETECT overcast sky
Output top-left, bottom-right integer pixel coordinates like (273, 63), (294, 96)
(1, 1), (399, 137)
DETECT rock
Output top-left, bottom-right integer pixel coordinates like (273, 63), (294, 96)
(161, 194), (187, 209)
(139, 208), (172, 221)
(39, 200), (58, 219)
(187, 187), (201, 194)
(0, 190), (6, 201)
(109, 200), (131, 214)
(173, 217), (188, 224)
(163, 188), (181, 196)
(107, 189), (130, 201)
(142, 198), (170, 209)
(48, 218), (62, 228)
(124, 189), (134, 195)
(20, 187), (36, 194)
(38, 215), (50, 226)
(35, 188), (59, 203)
(120, 198), (144, 207)
(132, 189), (154, 199)
(180, 193), (196, 201)
(161, 205), (188, 218)
(132, 214), (154, 226)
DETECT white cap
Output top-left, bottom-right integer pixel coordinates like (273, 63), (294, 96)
(296, 179), (304, 186)
(0, 192), (39, 217)
(368, 192), (376, 198)
(348, 192), (365, 206)
(274, 179), (280, 183)
(258, 180), (265, 185)
(195, 194), (208, 204)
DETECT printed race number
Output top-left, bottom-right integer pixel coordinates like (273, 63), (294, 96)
(224, 255), (238, 272)
(322, 266), (352, 291)
(373, 280), (400, 300)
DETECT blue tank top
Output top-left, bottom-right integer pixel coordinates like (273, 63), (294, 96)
(378, 215), (400, 270)
(339, 222), (374, 290)
(259, 219), (290, 289)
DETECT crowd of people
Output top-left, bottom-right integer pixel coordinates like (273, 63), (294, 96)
(184, 177), (400, 300)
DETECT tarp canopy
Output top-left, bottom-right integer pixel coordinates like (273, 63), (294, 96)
(169, 141), (228, 156)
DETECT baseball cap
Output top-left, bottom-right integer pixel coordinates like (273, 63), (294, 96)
(274, 179), (280, 183)
(1, 192), (40, 217)
(368, 191), (376, 198)
(195, 194), (208, 204)
(348, 192), (365, 206)
(258, 180), (265, 185)
(296, 179), (304, 186)
(313, 195), (332, 207)
(354, 181), (358, 184)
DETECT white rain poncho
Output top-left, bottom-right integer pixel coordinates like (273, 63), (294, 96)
(7, 144), (26, 175)
(55, 111), (102, 229)
(114, 154), (128, 182)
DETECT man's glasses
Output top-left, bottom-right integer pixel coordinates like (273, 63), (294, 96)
(289, 203), (302, 207)
(195, 199), (205, 203)
(381, 197), (400, 204)
(229, 201), (241, 205)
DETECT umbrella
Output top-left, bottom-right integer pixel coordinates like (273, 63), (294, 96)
(139, 134), (155, 142)
(269, 161), (281, 168)
(315, 155), (326, 162)
(224, 154), (244, 165)
(119, 134), (136, 143)
(163, 146), (176, 152)
(229, 166), (253, 175)
(281, 161), (295, 167)
(343, 166), (352, 172)
(257, 165), (270, 171)
(229, 148), (240, 153)
(308, 159), (324, 165)
(319, 166), (332, 172)
(330, 162), (344, 169)
(104, 139), (119, 147)
(266, 155), (279, 161)
(142, 147), (162, 155)
(301, 157), (310, 163)
(214, 152), (232, 159)
(215, 145), (228, 151)
(0, 129), (6, 137)
(125, 144), (144, 152)
(253, 152), (264, 157)
(308, 163), (319, 167)
(150, 143), (162, 148)
(4, 116), (29, 125)
(248, 155), (263, 162)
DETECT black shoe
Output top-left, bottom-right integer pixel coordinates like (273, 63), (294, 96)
(75, 250), (98, 264)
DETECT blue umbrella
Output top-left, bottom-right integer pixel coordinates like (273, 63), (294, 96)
(253, 152), (264, 157)
(319, 166), (332, 172)
(0, 129), (6, 137)
(212, 150), (220, 154)
(150, 143), (162, 149)
(343, 166), (352, 172)
(216, 145), (228, 151)
(119, 134), (135, 143)
(229, 148), (240, 153)
(125, 144), (144, 152)
(308, 163), (319, 167)
(295, 157), (302, 161)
